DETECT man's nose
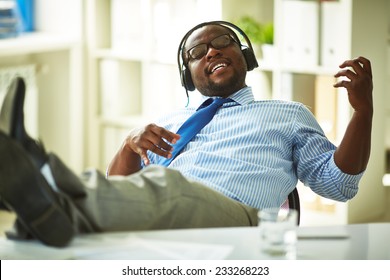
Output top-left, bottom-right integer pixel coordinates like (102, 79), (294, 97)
(206, 46), (221, 60)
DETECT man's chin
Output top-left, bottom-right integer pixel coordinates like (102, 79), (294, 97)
(209, 79), (241, 93)
(196, 74), (244, 96)
(199, 86), (231, 98)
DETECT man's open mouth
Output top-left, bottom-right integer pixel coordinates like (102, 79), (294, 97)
(210, 62), (228, 74)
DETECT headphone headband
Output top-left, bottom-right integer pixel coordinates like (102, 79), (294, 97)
(177, 20), (259, 93)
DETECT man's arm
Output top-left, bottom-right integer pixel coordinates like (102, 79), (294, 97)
(107, 139), (143, 176)
(333, 56), (373, 175)
(107, 124), (180, 176)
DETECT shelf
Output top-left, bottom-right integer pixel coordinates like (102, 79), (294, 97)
(0, 32), (80, 56)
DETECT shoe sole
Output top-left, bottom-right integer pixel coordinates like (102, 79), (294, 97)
(0, 133), (74, 247)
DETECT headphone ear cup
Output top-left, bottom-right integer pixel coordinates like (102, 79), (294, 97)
(181, 67), (195, 91)
(242, 48), (259, 71)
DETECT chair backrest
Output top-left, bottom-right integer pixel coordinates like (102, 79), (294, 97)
(281, 188), (300, 225)
(288, 188), (300, 225)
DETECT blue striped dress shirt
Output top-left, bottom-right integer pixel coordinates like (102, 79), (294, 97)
(144, 87), (363, 209)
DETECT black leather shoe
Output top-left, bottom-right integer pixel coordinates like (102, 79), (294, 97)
(0, 132), (74, 247)
(0, 77), (47, 169)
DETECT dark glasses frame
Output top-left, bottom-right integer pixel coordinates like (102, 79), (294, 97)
(186, 34), (239, 61)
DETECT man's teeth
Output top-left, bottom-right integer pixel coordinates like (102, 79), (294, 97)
(211, 63), (227, 73)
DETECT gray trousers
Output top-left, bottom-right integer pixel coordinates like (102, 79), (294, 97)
(48, 154), (259, 234)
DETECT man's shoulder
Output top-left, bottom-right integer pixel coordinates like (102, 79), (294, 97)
(251, 99), (306, 109)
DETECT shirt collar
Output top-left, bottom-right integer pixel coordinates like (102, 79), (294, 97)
(198, 86), (255, 106)
(228, 86), (254, 105)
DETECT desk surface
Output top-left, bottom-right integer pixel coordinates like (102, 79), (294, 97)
(1, 223), (389, 260)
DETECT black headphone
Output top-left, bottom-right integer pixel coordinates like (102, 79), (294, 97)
(177, 20), (259, 93)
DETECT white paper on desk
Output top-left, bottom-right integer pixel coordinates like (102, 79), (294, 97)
(73, 236), (233, 260)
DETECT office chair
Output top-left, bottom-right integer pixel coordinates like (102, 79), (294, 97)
(281, 188), (300, 225)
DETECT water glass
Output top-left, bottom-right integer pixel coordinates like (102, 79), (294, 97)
(258, 208), (298, 258)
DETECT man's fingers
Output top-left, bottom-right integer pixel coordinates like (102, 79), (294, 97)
(149, 124), (180, 144)
(338, 56), (372, 77)
(139, 151), (150, 166)
(355, 56), (372, 76)
(140, 124), (181, 159)
(147, 144), (173, 159)
(334, 68), (356, 80)
(333, 79), (351, 89)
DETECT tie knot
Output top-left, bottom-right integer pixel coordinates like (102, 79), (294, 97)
(198, 97), (233, 111)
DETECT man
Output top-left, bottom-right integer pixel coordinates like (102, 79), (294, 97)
(0, 21), (373, 248)
(108, 21), (372, 208)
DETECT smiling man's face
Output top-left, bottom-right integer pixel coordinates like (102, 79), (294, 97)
(184, 24), (248, 98)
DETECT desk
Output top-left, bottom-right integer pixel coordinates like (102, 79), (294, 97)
(0, 223), (389, 260)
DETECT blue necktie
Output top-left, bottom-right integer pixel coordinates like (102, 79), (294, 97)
(159, 97), (232, 166)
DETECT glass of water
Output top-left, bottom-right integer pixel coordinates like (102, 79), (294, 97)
(258, 208), (298, 259)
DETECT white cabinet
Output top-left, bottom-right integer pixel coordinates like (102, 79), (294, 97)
(279, 0), (319, 67)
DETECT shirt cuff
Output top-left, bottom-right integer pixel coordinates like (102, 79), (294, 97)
(328, 154), (364, 198)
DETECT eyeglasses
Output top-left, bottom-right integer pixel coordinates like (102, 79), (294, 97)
(186, 34), (238, 61)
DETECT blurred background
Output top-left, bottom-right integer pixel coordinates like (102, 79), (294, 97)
(0, 0), (390, 233)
